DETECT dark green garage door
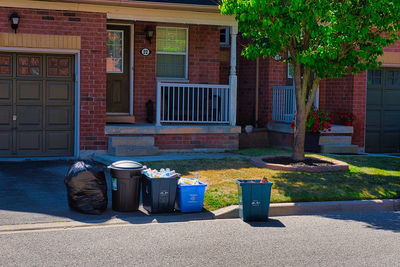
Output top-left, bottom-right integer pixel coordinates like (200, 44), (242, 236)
(366, 69), (400, 153)
(0, 53), (74, 157)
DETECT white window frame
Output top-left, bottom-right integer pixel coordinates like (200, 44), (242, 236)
(156, 26), (188, 80)
(220, 28), (229, 46)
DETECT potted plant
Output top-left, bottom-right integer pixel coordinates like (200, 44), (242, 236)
(337, 112), (355, 126)
(292, 109), (333, 152)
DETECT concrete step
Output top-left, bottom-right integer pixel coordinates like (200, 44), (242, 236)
(319, 136), (352, 145)
(322, 125), (353, 134)
(109, 136), (154, 147)
(320, 144), (359, 154)
(110, 146), (160, 157)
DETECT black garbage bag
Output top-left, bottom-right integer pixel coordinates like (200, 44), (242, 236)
(64, 161), (108, 215)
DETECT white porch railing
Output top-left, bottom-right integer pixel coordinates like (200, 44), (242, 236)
(156, 82), (231, 125)
(272, 86), (296, 123)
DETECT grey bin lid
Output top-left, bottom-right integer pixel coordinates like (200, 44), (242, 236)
(109, 160), (143, 170)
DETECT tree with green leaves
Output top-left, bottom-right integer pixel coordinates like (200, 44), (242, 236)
(220, 0), (400, 161)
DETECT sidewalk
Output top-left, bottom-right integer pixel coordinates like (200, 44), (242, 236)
(93, 152), (247, 166)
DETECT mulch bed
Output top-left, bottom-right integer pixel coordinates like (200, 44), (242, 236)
(250, 155), (349, 172)
(262, 156), (334, 167)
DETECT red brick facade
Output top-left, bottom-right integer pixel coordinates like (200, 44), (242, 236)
(155, 134), (238, 150)
(237, 55), (287, 127)
(134, 23), (221, 123)
(0, 7), (108, 151)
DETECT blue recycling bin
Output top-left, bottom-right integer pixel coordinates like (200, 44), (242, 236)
(236, 179), (273, 221)
(176, 182), (207, 212)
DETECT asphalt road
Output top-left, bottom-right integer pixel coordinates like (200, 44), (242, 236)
(1, 211), (399, 267)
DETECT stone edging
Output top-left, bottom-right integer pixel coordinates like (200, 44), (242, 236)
(250, 155), (349, 172)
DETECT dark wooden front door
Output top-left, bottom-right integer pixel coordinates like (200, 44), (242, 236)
(366, 69), (400, 153)
(106, 25), (131, 113)
(0, 53), (75, 157)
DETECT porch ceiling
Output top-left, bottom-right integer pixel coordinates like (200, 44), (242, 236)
(38, 0), (220, 12)
(11, 0), (236, 26)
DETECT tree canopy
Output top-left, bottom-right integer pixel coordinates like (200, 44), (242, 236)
(221, 0), (400, 78)
(220, 0), (400, 160)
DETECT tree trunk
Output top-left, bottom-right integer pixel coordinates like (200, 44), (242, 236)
(292, 102), (306, 161)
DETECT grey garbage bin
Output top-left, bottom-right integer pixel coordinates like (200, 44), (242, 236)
(108, 160), (143, 212)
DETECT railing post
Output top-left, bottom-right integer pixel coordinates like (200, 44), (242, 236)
(156, 82), (161, 126)
(229, 25), (238, 126)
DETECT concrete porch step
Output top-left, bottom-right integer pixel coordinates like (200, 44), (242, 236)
(320, 144), (359, 154)
(110, 146), (160, 157)
(319, 136), (352, 145)
(108, 136), (155, 147)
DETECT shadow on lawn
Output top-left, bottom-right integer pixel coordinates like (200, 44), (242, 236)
(327, 155), (400, 172)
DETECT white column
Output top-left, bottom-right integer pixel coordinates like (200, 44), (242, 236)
(229, 26), (238, 126)
(156, 82), (161, 126)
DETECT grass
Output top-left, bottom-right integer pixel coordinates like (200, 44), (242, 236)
(146, 149), (400, 211)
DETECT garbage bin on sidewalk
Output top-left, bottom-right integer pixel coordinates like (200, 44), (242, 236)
(108, 160), (144, 212)
(142, 175), (179, 213)
(176, 181), (207, 213)
(236, 179), (273, 221)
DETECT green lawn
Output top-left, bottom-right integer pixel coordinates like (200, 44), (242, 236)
(146, 149), (400, 211)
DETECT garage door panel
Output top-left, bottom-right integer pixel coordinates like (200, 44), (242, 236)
(0, 55), (12, 77)
(46, 131), (73, 154)
(382, 111), (400, 129)
(366, 89), (381, 106)
(0, 106), (12, 130)
(16, 81), (42, 104)
(0, 132), (12, 154)
(46, 106), (73, 129)
(0, 53), (74, 157)
(383, 89), (400, 107)
(0, 80), (12, 104)
(365, 132), (380, 153)
(381, 132), (400, 152)
(17, 131), (42, 152)
(367, 68), (400, 152)
(365, 110), (380, 129)
(17, 106), (42, 130)
(47, 82), (73, 104)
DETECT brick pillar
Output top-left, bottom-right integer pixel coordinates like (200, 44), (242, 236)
(351, 72), (367, 150)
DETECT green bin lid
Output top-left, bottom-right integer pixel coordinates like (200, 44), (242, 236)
(109, 160), (143, 170)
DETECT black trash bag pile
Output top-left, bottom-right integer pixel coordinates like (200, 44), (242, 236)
(64, 161), (108, 215)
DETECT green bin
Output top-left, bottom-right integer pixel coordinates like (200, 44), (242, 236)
(236, 179), (273, 221)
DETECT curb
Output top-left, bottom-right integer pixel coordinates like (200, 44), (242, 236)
(1, 199), (398, 233)
(211, 199), (400, 219)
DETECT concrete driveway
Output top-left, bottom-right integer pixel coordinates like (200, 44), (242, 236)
(0, 160), (212, 226)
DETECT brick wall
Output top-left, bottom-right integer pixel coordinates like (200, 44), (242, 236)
(0, 7), (107, 151)
(154, 134), (238, 150)
(236, 35), (256, 126)
(134, 23), (221, 123)
(319, 73), (367, 147)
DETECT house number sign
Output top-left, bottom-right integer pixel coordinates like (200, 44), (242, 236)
(141, 48), (151, 56)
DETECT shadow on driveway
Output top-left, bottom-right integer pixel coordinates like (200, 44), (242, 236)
(0, 160), (213, 226)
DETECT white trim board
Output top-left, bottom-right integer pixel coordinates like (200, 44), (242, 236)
(3, 0), (238, 28)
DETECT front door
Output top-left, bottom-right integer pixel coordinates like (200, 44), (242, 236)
(106, 25), (131, 114)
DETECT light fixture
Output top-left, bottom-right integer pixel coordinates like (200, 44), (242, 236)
(9, 12), (20, 33)
(145, 26), (154, 44)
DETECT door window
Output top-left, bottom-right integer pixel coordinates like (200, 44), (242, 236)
(107, 30), (124, 73)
